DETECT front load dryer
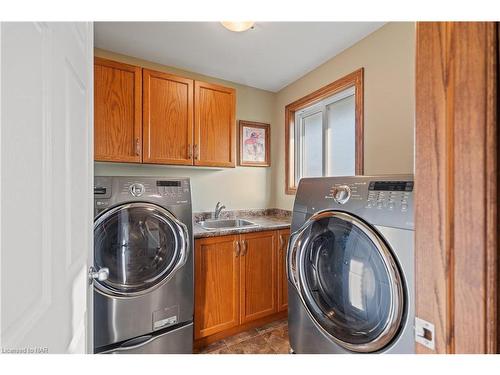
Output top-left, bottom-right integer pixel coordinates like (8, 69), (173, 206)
(287, 175), (414, 354)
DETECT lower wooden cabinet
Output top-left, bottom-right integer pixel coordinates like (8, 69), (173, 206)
(194, 229), (289, 344)
(194, 235), (239, 339)
(277, 229), (290, 312)
(240, 231), (277, 323)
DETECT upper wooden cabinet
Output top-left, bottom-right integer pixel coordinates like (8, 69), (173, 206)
(94, 57), (142, 162)
(94, 58), (236, 168)
(142, 69), (194, 165)
(194, 81), (236, 167)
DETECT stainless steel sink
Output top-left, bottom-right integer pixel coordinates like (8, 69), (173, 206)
(198, 218), (258, 230)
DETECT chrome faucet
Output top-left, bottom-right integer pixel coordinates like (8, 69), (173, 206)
(214, 202), (226, 219)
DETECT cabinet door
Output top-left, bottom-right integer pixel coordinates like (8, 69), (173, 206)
(194, 81), (236, 167)
(94, 57), (142, 162)
(194, 235), (240, 339)
(143, 69), (194, 165)
(239, 231), (277, 324)
(277, 229), (291, 312)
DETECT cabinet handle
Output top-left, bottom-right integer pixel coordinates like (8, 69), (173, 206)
(187, 144), (193, 159)
(279, 235), (284, 251)
(241, 240), (248, 256)
(194, 144), (199, 160)
(234, 240), (240, 257)
(135, 138), (140, 156)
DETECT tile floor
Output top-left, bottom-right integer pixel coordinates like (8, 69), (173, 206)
(197, 318), (290, 354)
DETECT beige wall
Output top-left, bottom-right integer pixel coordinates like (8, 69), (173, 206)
(94, 49), (276, 213)
(95, 22), (415, 212)
(271, 22), (416, 210)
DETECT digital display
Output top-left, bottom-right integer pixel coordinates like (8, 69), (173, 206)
(369, 181), (413, 192)
(156, 180), (181, 187)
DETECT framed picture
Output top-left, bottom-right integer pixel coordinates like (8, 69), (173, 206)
(238, 120), (271, 167)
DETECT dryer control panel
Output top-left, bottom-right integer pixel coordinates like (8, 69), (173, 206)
(293, 175), (414, 231)
(325, 180), (413, 213)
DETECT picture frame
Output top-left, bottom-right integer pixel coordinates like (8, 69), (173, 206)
(238, 120), (271, 167)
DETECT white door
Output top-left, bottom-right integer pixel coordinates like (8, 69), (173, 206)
(0, 22), (94, 353)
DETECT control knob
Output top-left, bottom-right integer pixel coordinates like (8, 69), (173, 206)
(129, 183), (145, 197)
(332, 185), (351, 204)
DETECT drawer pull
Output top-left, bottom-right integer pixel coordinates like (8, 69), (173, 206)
(194, 144), (199, 160)
(241, 240), (248, 256)
(234, 240), (241, 257)
(135, 137), (140, 156)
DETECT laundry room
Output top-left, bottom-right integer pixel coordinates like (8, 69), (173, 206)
(1, 2), (499, 373)
(90, 21), (415, 354)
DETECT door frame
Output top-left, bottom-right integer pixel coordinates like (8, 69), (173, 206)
(86, 22), (95, 354)
(415, 22), (498, 353)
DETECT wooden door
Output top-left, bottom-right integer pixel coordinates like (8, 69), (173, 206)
(94, 57), (142, 162)
(194, 235), (240, 339)
(143, 69), (194, 165)
(1, 22), (94, 353)
(194, 81), (236, 167)
(239, 231), (277, 323)
(277, 229), (290, 312)
(415, 22), (498, 353)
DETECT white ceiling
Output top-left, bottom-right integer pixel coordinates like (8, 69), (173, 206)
(94, 22), (385, 92)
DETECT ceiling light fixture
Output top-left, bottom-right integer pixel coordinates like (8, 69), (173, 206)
(221, 21), (255, 32)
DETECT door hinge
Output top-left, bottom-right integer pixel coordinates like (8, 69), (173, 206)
(415, 317), (435, 350)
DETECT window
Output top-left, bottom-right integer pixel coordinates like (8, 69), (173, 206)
(295, 86), (356, 184)
(285, 69), (363, 194)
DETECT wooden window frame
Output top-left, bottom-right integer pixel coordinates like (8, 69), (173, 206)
(284, 68), (364, 194)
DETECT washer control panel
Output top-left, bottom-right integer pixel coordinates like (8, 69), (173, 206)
(94, 177), (191, 216)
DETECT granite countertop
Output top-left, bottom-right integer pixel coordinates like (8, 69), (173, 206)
(193, 209), (292, 239)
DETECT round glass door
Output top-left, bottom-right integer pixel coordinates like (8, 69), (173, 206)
(290, 211), (404, 352)
(94, 202), (188, 296)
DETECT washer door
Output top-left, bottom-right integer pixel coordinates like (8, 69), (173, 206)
(94, 202), (189, 297)
(288, 210), (404, 353)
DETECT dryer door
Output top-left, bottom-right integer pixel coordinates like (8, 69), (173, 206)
(93, 202), (189, 297)
(288, 210), (405, 353)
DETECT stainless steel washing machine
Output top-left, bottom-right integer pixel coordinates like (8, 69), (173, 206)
(92, 176), (193, 354)
(287, 175), (414, 354)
